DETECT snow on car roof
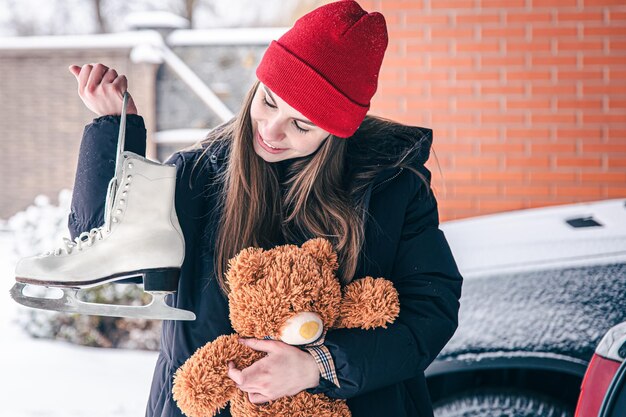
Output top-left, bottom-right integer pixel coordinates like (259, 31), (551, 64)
(440, 198), (626, 279)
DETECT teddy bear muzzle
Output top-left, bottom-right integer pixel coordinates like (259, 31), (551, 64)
(279, 311), (324, 345)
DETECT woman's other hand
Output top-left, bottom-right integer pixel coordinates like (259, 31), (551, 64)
(227, 338), (321, 405)
(68, 63), (138, 116)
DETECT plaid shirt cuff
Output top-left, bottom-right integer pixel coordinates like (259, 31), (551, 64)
(304, 343), (340, 388)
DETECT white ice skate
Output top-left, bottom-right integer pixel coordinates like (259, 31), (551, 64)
(10, 92), (195, 321)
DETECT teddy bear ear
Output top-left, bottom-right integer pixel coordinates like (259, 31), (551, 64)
(301, 237), (339, 273)
(224, 246), (265, 289)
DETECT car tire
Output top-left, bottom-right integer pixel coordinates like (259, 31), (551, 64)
(432, 388), (573, 417)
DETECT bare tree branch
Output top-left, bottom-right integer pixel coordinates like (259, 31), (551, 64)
(93, 0), (107, 33)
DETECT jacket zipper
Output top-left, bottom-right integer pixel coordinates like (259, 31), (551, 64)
(372, 167), (404, 192)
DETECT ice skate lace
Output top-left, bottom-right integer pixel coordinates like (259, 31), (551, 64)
(48, 228), (106, 255)
(47, 172), (123, 256)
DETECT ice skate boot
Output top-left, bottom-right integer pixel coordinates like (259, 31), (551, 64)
(10, 92), (194, 321)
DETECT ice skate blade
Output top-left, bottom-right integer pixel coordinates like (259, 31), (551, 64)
(9, 282), (196, 321)
(16, 267), (181, 292)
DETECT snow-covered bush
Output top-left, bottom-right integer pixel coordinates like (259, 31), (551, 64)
(8, 190), (161, 350)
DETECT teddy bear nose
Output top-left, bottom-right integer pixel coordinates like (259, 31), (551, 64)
(279, 312), (324, 345)
(300, 321), (319, 339)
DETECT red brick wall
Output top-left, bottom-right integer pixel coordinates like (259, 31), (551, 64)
(360, 0), (626, 221)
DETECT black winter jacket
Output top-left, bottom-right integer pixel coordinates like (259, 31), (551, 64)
(68, 114), (463, 417)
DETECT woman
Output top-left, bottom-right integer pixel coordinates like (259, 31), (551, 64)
(68, 1), (463, 416)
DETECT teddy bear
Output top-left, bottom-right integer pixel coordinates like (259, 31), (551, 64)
(172, 237), (400, 417)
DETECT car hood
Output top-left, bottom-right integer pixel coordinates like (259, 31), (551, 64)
(440, 198), (626, 279)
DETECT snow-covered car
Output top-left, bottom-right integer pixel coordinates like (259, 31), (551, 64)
(428, 198), (626, 417)
(574, 321), (626, 417)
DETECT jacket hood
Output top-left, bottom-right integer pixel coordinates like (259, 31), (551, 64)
(346, 116), (433, 180)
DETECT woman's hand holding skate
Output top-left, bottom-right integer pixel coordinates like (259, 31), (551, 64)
(227, 338), (321, 405)
(68, 63), (138, 116)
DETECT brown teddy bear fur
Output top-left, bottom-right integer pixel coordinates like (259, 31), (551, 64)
(172, 237), (400, 417)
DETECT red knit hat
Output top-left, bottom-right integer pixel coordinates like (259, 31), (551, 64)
(255, 0), (388, 138)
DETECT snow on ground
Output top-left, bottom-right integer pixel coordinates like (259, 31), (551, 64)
(0, 232), (159, 417)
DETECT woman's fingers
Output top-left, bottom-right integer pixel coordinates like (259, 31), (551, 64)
(111, 74), (128, 96)
(227, 361), (264, 392)
(238, 338), (281, 353)
(68, 65), (81, 78)
(75, 65), (91, 94)
(71, 64), (95, 96)
(227, 361), (243, 385)
(101, 68), (118, 84)
(86, 63), (109, 93)
(69, 64), (115, 89)
(247, 392), (271, 405)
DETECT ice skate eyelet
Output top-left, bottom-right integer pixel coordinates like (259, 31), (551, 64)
(128, 163), (134, 169)
(124, 183), (130, 189)
(122, 191), (128, 196)
(119, 199), (125, 205)
(126, 175), (132, 180)
(112, 217), (119, 223)
(115, 209), (122, 215)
